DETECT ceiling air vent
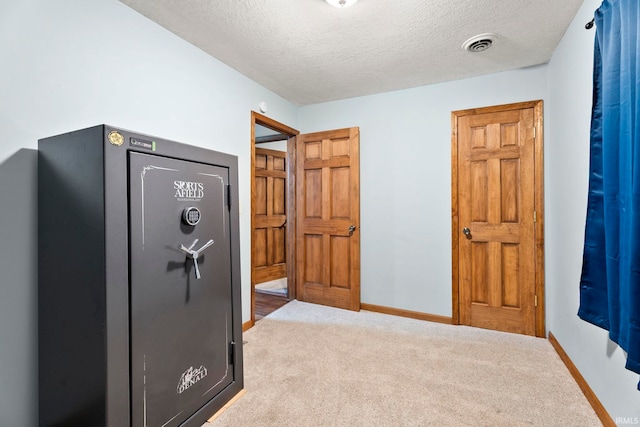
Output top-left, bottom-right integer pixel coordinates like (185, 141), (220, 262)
(462, 33), (498, 53)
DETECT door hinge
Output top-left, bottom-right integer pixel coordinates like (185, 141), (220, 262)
(534, 211), (537, 223)
(533, 127), (537, 138)
(229, 341), (236, 365)
(535, 295), (538, 307)
(226, 184), (232, 210)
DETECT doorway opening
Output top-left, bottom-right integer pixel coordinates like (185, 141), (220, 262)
(251, 112), (299, 324)
(250, 113), (362, 325)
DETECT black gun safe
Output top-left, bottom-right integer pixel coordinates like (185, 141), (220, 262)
(38, 125), (243, 426)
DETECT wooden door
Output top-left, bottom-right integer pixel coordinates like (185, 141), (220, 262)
(453, 101), (544, 336)
(253, 148), (287, 284)
(296, 127), (360, 311)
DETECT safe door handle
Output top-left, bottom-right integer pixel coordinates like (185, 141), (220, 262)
(179, 239), (215, 279)
(194, 239), (214, 255)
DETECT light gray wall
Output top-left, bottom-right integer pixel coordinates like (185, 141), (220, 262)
(546, 0), (640, 420)
(0, 149), (37, 427)
(257, 140), (288, 152)
(299, 66), (548, 316)
(0, 1), (297, 425)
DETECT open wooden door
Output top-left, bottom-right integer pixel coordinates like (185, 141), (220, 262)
(296, 127), (360, 311)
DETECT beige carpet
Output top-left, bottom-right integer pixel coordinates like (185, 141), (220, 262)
(204, 301), (601, 427)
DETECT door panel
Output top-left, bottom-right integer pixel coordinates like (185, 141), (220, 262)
(296, 128), (360, 311)
(457, 107), (537, 336)
(128, 153), (233, 427)
(253, 148), (287, 284)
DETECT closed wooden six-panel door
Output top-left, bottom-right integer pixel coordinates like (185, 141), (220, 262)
(253, 148), (287, 285)
(454, 102), (543, 336)
(296, 128), (360, 311)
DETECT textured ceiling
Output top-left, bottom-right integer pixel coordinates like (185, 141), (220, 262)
(119, 0), (585, 106)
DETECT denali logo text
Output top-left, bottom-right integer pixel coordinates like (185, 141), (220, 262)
(174, 181), (204, 200)
(177, 365), (208, 394)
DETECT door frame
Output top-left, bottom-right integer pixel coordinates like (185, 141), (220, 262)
(250, 112), (299, 326)
(450, 100), (545, 337)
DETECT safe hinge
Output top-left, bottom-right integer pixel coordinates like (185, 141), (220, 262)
(229, 341), (236, 364)
(226, 184), (232, 210)
(535, 295), (538, 307)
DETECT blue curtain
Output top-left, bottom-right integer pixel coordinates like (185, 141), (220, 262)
(579, 0), (640, 389)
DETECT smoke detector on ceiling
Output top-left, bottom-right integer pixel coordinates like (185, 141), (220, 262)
(462, 33), (498, 53)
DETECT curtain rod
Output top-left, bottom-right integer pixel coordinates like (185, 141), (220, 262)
(586, 18), (595, 29)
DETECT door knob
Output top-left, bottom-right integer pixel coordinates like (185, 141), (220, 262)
(348, 225), (357, 233)
(462, 227), (471, 236)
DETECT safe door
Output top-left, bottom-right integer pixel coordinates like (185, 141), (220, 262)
(129, 152), (234, 427)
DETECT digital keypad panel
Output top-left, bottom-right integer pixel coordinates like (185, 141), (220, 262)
(182, 207), (201, 226)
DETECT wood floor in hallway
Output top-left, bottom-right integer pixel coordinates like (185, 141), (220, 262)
(255, 291), (290, 321)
